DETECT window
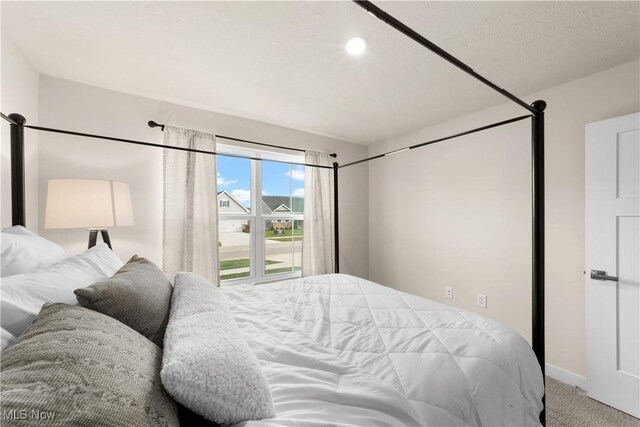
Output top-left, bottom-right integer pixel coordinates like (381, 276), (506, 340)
(216, 143), (304, 284)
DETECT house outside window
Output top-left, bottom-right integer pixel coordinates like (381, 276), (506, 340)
(216, 143), (304, 284)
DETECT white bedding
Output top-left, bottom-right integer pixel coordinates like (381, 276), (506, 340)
(0, 243), (123, 337)
(221, 274), (544, 427)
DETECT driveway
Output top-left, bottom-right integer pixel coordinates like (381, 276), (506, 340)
(220, 231), (301, 259)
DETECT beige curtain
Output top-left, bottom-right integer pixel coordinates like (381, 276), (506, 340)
(302, 151), (334, 276)
(163, 126), (219, 284)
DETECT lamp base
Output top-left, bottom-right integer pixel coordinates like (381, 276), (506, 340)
(88, 229), (112, 250)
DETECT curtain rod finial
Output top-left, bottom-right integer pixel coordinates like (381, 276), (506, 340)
(148, 120), (164, 131)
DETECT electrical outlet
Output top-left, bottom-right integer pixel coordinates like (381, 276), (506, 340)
(445, 287), (453, 299)
(477, 293), (487, 308)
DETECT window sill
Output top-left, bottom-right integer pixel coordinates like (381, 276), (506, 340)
(220, 271), (302, 287)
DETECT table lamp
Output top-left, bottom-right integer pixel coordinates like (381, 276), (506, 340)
(44, 179), (134, 249)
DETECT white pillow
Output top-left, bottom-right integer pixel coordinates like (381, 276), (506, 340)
(0, 243), (123, 337)
(1, 226), (67, 277)
(161, 272), (275, 425)
(1, 327), (15, 351)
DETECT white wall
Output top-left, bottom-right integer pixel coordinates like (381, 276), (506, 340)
(1, 34), (39, 231)
(368, 60), (640, 378)
(38, 76), (369, 277)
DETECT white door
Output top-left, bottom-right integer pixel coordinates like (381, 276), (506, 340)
(586, 112), (640, 418)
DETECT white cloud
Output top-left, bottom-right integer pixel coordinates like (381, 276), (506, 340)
(286, 166), (305, 182)
(231, 189), (251, 204)
(262, 190), (268, 195)
(217, 172), (238, 187)
(292, 188), (305, 198)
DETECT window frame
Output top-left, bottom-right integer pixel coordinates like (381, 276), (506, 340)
(217, 143), (304, 286)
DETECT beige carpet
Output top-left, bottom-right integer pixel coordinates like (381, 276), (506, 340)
(546, 377), (640, 427)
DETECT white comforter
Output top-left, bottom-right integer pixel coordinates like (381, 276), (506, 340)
(222, 274), (544, 426)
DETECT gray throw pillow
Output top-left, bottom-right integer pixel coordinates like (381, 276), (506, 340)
(1, 303), (179, 427)
(161, 272), (275, 425)
(74, 255), (172, 347)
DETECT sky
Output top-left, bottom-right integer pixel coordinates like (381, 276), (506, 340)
(216, 155), (305, 209)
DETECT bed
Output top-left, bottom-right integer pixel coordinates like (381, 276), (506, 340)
(222, 274), (544, 426)
(0, 228), (543, 426)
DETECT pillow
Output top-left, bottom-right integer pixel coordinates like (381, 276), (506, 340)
(161, 272), (275, 425)
(0, 243), (123, 336)
(0, 327), (15, 351)
(1, 303), (179, 427)
(1, 225), (67, 277)
(75, 255), (172, 347)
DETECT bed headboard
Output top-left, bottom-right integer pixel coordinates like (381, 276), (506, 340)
(8, 113), (26, 227)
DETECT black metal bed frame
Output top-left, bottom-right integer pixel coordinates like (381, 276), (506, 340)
(2, 1), (546, 423)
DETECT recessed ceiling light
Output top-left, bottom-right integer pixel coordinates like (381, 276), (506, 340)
(345, 37), (367, 56)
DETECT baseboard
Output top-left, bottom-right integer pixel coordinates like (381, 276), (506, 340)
(546, 363), (587, 390)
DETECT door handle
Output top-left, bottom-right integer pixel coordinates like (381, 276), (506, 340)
(590, 269), (619, 282)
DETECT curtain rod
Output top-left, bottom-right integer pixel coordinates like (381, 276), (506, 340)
(354, 1), (535, 114)
(148, 120), (337, 158)
(0, 114), (333, 170)
(339, 114), (532, 169)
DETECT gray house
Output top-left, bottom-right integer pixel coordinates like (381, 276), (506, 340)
(217, 192), (303, 232)
(261, 196), (304, 214)
(262, 196), (303, 231)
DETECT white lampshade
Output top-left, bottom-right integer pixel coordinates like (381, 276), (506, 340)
(45, 179), (134, 229)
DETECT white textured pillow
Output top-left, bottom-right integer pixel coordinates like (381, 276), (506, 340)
(161, 272), (275, 425)
(1, 226), (67, 277)
(0, 243), (123, 336)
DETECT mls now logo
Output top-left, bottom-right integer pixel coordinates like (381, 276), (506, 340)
(3, 409), (56, 421)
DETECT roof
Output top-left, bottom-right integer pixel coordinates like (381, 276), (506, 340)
(217, 192), (302, 213)
(217, 190), (249, 212)
(262, 196), (303, 214)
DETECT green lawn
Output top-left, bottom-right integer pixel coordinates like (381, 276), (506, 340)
(265, 228), (303, 242)
(220, 258), (280, 271)
(266, 266), (302, 275)
(220, 271), (251, 280)
(221, 265), (301, 281)
(268, 236), (303, 242)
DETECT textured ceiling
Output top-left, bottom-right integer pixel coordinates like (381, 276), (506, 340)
(2, 1), (638, 144)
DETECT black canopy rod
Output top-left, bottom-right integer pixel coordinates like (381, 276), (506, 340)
(1, 112), (18, 125)
(0, 114), (333, 170)
(340, 114), (531, 169)
(354, 0), (535, 114)
(148, 120), (337, 158)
